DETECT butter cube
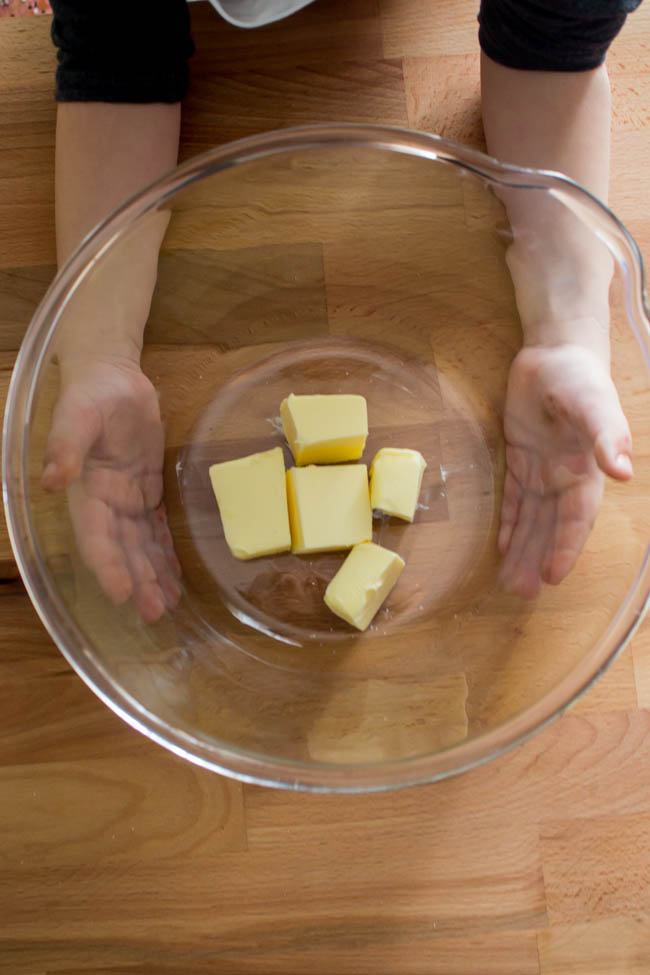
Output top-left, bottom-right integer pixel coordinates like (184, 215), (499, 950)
(370, 448), (427, 522)
(324, 542), (405, 631)
(286, 464), (372, 554)
(280, 393), (368, 465)
(209, 446), (291, 559)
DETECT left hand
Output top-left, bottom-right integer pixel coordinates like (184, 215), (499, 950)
(499, 343), (633, 598)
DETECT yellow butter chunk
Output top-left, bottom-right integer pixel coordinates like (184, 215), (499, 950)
(280, 393), (368, 465)
(370, 447), (427, 522)
(209, 446), (291, 560)
(286, 464), (372, 554)
(324, 542), (405, 631)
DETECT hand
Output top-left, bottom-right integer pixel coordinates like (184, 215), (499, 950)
(499, 343), (633, 599)
(43, 356), (181, 623)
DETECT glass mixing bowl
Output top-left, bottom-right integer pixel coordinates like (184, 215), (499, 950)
(4, 125), (650, 792)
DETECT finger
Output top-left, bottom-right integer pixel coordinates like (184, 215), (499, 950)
(93, 553), (134, 606)
(508, 494), (555, 599)
(130, 511), (181, 611)
(147, 541), (182, 609)
(142, 470), (164, 512)
(134, 582), (167, 625)
(501, 487), (539, 574)
(143, 508), (181, 607)
(544, 374), (633, 481)
(499, 490), (539, 593)
(153, 505), (182, 579)
(150, 507), (183, 607)
(498, 467), (522, 555)
(118, 516), (166, 624)
(500, 492), (555, 599)
(43, 393), (101, 492)
(68, 489), (133, 604)
(542, 477), (603, 585)
(594, 433), (634, 481)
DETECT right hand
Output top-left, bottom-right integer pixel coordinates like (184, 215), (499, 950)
(43, 356), (181, 623)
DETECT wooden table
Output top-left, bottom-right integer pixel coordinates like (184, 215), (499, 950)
(3, 4), (650, 971)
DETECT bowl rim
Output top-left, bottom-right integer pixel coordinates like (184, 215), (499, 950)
(4, 122), (650, 793)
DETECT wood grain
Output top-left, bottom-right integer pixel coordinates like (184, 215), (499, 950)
(538, 918), (650, 975)
(2, 2), (650, 972)
(1, 754), (247, 868)
(403, 54), (486, 147)
(540, 812), (650, 925)
(379, 0), (479, 59)
(147, 244), (328, 346)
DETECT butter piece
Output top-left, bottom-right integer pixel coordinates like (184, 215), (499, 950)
(280, 393), (368, 465)
(370, 447), (427, 522)
(286, 464), (372, 554)
(324, 542), (405, 631)
(209, 446), (291, 560)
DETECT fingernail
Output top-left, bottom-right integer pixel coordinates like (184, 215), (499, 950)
(616, 453), (633, 477)
(42, 461), (57, 485)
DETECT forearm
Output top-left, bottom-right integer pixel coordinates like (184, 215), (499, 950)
(480, 55), (613, 359)
(55, 102), (181, 371)
(481, 53), (610, 197)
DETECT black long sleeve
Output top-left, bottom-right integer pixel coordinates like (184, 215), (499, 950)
(51, 0), (195, 102)
(50, 0), (644, 105)
(479, 0), (643, 71)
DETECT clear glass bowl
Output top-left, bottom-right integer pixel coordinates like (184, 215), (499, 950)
(4, 124), (650, 792)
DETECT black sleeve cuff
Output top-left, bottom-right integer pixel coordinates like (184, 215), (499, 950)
(478, 0), (640, 72)
(51, 0), (195, 103)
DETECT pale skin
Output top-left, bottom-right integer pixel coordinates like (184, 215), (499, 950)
(44, 56), (633, 619)
(481, 55), (632, 597)
(47, 103), (182, 623)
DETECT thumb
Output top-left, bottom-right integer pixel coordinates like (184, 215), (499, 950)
(42, 393), (101, 492)
(546, 372), (633, 481)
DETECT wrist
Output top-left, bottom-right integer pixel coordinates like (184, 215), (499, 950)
(57, 344), (142, 385)
(521, 316), (610, 366)
(54, 310), (144, 382)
